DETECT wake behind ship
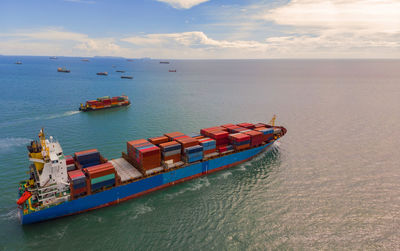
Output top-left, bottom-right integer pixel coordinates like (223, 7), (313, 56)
(17, 118), (286, 224)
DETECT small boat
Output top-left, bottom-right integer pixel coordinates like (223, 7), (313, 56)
(81, 59), (90, 62)
(160, 61), (170, 64)
(127, 59), (134, 62)
(96, 72), (108, 76)
(57, 67), (70, 73)
(15, 61), (22, 65)
(49, 56), (58, 59)
(121, 76), (133, 79)
(169, 69), (177, 72)
(116, 70), (125, 73)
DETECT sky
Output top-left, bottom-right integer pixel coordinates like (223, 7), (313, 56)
(1, 0), (400, 59)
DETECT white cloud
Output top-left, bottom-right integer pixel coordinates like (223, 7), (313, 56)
(122, 31), (268, 49)
(263, 0), (400, 34)
(0, 28), (125, 57)
(156, 0), (209, 9)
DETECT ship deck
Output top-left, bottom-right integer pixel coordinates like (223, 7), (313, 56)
(109, 158), (143, 182)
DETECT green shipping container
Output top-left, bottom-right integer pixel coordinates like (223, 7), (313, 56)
(91, 173), (115, 185)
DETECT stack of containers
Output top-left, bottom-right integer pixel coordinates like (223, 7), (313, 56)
(206, 131), (229, 146)
(65, 155), (76, 171)
(237, 123), (255, 129)
(184, 145), (204, 163)
(200, 126), (227, 137)
(74, 149), (101, 169)
(243, 130), (264, 147)
(199, 138), (217, 155)
(255, 127), (274, 142)
(84, 162), (116, 192)
(159, 141), (182, 163)
(127, 139), (161, 171)
(229, 133), (251, 150)
(148, 136), (169, 145)
(68, 169), (87, 197)
(175, 137), (199, 154)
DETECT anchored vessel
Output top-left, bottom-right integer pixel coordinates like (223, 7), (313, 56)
(79, 95), (130, 111)
(17, 118), (286, 224)
(57, 67), (70, 73)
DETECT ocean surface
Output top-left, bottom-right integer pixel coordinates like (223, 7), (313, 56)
(0, 56), (399, 250)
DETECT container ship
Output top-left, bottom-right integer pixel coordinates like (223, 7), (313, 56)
(79, 95), (130, 111)
(17, 118), (286, 224)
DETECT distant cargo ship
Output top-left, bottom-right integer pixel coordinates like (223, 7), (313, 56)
(17, 117), (286, 224)
(57, 67), (70, 73)
(15, 61), (22, 65)
(81, 59), (90, 62)
(96, 72), (108, 76)
(79, 95), (130, 111)
(160, 61), (170, 64)
(49, 56), (57, 59)
(169, 69), (176, 72)
(121, 76), (133, 79)
(116, 70), (125, 73)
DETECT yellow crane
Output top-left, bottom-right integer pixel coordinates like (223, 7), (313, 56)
(268, 114), (277, 126)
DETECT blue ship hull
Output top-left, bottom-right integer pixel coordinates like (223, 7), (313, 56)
(20, 142), (273, 224)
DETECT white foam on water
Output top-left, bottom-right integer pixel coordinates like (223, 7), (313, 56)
(0, 208), (19, 221)
(165, 177), (210, 199)
(0, 111), (80, 129)
(0, 137), (31, 152)
(219, 171), (232, 179)
(129, 204), (154, 220)
(44, 110), (81, 120)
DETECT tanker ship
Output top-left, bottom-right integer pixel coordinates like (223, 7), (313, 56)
(17, 117), (286, 224)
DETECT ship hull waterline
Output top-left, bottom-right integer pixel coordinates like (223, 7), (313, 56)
(20, 142), (275, 224)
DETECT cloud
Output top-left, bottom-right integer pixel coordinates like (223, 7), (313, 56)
(263, 0), (400, 34)
(156, 0), (209, 9)
(122, 31), (268, 49)
(0, 28), (125, 57)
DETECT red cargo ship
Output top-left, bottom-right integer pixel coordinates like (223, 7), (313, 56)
(79, 95), (130, 111)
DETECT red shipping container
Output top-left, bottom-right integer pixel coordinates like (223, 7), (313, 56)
(163, 153), (181, 162)
(220, 123), (235, 128)
(74, 149), (98, 158)
(203, 149), (216, 155)
(68, 169), (85, 179)
(235, 144), (250, 150)
(159, 141), (180, 151)
(254, 123), (267, 128)
(164, 132), (185, 140)
(243, 130), (263, 146)
(237, 123), (255, 129)
(72, 187), (87, 195)
(65, 155), (75, 165)
(148, 136), (169, 145)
